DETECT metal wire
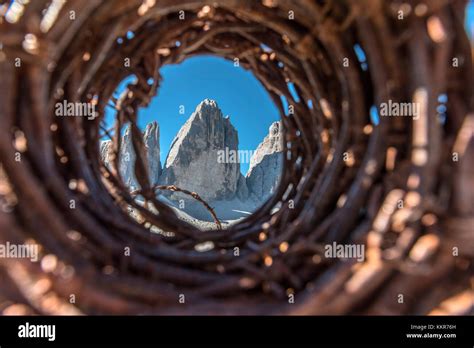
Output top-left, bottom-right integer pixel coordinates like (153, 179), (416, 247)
(0, 0), (472, 315)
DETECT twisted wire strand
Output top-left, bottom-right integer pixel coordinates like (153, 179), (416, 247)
(0, 0), (472, 315)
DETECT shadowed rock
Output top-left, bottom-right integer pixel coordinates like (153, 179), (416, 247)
(246, 121), (283, 202)
(100, 122), (161, 189)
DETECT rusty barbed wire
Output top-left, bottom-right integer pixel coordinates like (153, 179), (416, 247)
(0, 0), (472, 315)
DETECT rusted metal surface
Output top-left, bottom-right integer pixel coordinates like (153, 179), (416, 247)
(0, 0), (472, 315)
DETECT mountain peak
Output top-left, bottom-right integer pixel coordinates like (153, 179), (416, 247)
(269, 121), (281, 136)
(195, 98), (220, 114)
(101, 100), (283, 215)
(146, 120), (158, 128)
(247, 120), (283, 176)
(201, 98), (218, 107)
(144, 121), (159, 139)
(160, 99), (241, 202)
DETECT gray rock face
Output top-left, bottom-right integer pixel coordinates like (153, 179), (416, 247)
(236, 173), (249, 201)
(159, 99), (241, 202)
(119, 125), (137, 188)
(144, 121), (161, 184)
(100, 121), (161, 189)
(246, 121), (283, 201)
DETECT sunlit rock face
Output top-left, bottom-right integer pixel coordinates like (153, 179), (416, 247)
(119, 125), (137, 188)
(159, 99), (241, 202)
(246, 121), (283, 202)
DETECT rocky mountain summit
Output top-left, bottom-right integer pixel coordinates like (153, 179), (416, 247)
(101, 99), (283, 221)
(159, 99), (247, 202)
(246, 121), (283, 201)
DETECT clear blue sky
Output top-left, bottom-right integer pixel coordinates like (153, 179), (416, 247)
(467, 0), (474, 38)
(105, 55), (280, 174)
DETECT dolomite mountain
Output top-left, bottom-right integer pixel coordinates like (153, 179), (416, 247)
(159, 99), (247, 202)
(246, 121), (283, 200)
(100, 99), (283, 220)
